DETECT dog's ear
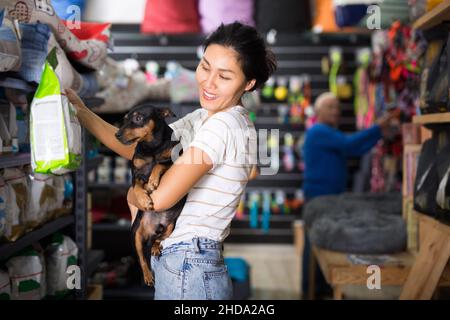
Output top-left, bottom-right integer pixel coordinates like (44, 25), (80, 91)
(156, 108), (176, 118)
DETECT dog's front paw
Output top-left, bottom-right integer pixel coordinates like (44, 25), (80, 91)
(143, 269), (154, 287)
(146, 176), (160, 192)
(136, 192), (154, 211)
(144, 195), (154, 211)
(151, 243), (162, 256)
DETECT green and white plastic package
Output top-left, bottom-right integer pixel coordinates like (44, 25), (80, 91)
(6, 248), (45, 300)
(0, 270), (11, 300)
(30, 61), (81, 175)
(46, 234), (78, 298)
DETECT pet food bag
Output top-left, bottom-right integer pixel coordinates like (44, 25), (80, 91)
(0, 176), (8, 239)
(27, 172), (56, 226)
(0, 270), (11, 300)
(35, 244), (47, 299)
(46, 234), (78, 298)
(0, 172), (20, 241)
(49, 175), (71, 219)
(30, 61), (82, 175)
(2, 168), (29, 239)
(6, 248), (45, 300)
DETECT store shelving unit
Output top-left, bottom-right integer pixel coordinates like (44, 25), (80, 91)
(400, 114), (450, 299)
(0, 76), (105, 299)
(0, 215), (75, 260)
(0, 153), (31, 169)
(412, 112), (450, 125)
(399, 4), (450, 299)
(413, 0), (450, 31)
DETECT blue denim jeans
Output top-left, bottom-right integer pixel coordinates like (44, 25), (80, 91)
(19, 23), (50, 83)
(151, 237), (233, 300)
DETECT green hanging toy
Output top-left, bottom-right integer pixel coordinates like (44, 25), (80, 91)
(353, 48), (371, 130)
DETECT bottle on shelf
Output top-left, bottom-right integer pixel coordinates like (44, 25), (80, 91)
(261, 191), (271, 233)
(248, 192), (260, 229)
(97, 156), (112, 184)
(114, 157), (129, 184)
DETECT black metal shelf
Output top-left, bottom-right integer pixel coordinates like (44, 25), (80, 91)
(234, 213), (301, 223)
(255, 173), (303, 181)
(255, 122), (304, 132)
(226, 227), (293, 244)
(0, 141), (102, 175)
(231, 227), (292, 236)
(89, 182), (128, 189)
(87, 249), (105, 278)
(0, 153), (31, 169)
(93, 222), (130, 232)
(0, 215), (75, 260)
(245, 186), (301, 193)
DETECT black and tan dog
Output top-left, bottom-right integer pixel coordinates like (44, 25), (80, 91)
(115, 104), (186, 286)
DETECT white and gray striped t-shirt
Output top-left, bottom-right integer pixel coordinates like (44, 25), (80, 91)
(161, 105), (257, 248)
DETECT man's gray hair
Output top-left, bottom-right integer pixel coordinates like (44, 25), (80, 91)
(314, 92), (338, 113)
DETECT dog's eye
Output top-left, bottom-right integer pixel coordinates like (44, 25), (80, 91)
(134, 115), (143, 122)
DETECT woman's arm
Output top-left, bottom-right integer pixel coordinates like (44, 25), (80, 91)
(249, 165), (259, 180)
(151, 146), (213, 211)
(128, 146), (213, 212)
(65, 88), (135, 160)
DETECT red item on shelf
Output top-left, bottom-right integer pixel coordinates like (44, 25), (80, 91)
(91, 206), (108, 223)
(141, 0), (200, 34)
(62, 21), (111, 43)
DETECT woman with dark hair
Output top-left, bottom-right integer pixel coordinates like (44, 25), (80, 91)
(66, 22), (276, 300)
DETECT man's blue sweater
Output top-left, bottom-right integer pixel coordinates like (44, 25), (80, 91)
(303, 123), (382, 199)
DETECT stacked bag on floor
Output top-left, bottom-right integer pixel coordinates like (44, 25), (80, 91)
(5, 246), (47, 300)
(303, 193), (406, 254)
(0, 234), (78, 300)
(45, 233), (79, 298)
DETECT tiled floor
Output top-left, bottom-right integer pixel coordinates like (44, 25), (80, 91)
(224, 244), (302, 300)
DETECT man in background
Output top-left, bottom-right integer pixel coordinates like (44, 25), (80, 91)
(301, 92), (393, 298)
